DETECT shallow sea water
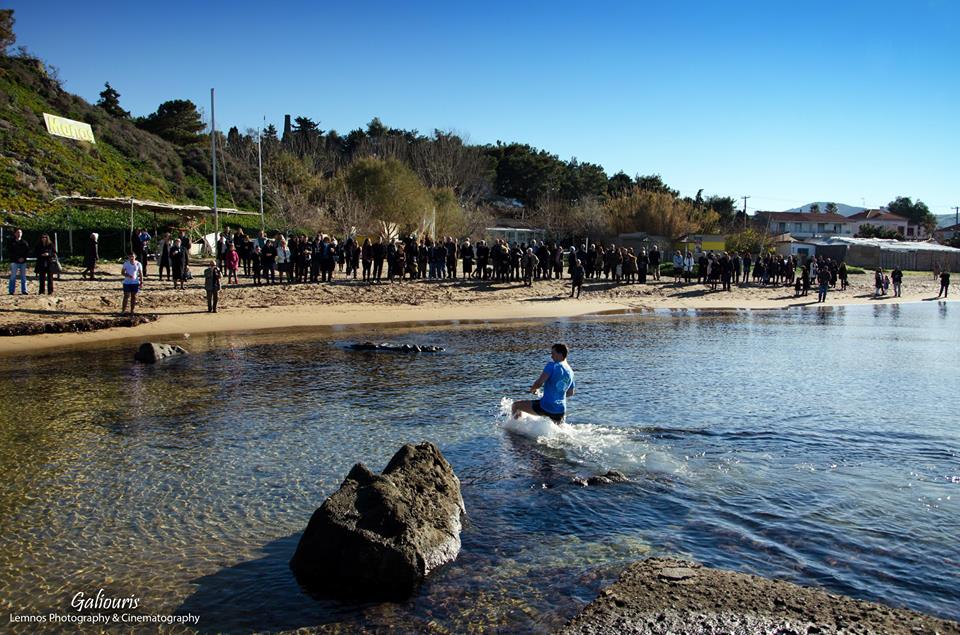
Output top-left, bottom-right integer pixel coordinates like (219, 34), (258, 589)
(0, 301), (957, 633)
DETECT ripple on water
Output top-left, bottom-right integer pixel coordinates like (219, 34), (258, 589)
(0, 302), (957, 631)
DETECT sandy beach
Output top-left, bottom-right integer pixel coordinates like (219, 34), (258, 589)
(0, 266), (951, 355)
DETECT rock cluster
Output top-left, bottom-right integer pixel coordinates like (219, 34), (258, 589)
(557, 557), (960, 635)
(133, 342), (188, 363)
(348, 341), (444, 353)
(0, 314), (156, 337)
(572, 470), (630, 487)
(290, 442), (465, 599)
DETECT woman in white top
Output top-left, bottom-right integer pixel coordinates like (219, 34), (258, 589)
(276, 239), (291, 284)
(121, 251), (143, 316)
(683, 251), (695, 284)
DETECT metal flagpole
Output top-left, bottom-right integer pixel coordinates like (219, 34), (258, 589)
(211, 88), (218, 238)
(258, 117), (265, 232)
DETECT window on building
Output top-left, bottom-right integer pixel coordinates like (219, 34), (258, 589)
(779, 222), (787, 232)
(817, 223), (826, 232)
(795, 223), (803, 232)
(834, 224), (842, 233)
(907, 227), (914, 236)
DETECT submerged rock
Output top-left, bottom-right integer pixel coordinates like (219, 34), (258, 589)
(134, 342), (188, 363)
(290, 442), (465, 599)
(557, 557), (960, 634)
(348, 341), (444, 353)
(573, 470), (631, 487)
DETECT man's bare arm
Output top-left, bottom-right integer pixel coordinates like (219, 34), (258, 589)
(530, 371), (549, 393)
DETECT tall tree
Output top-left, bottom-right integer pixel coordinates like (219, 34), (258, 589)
(824, 202), (839, 214)
(887, 196), (937, 232)
(607, 171), (633, 198)
(343, 157), (432, 234)
(138, 99), (206, 146)
(1, 9), (15, 53)
(809, 203), (821, 213)
(96, 82), (130, 118)
(704, 195), (737, 228)
(634, 174), (679, 197)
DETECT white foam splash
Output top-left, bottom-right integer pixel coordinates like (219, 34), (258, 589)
(497, 397), (687, 476)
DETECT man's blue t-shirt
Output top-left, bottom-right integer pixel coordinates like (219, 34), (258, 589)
(540, 361), (575, 414)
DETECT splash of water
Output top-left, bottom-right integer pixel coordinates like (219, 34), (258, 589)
(497, 398), (686, 476)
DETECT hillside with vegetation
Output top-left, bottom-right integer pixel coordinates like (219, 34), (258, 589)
(0, 8), (739, 242)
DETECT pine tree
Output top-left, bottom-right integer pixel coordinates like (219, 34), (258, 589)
(97, 82), (130, 118)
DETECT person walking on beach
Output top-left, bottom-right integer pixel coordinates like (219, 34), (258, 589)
(34, 234), (57, 295)
(120, 251), (143, 316)
(874, 268), (885, 298)
(204, 261), (222, 313)
(157, 232), (172, 281)
(225, 244), (240, 285)
(511, 343), (576, 423)
(649, 244), (661, 281)
(938, 270), (950, 298)
(891, 267), (903, 298)
(170, 238), (188, 290)
(817, 265), (831, 303)
(522, 247), (538, 287)
(81, 232), (99, 280)
(570, 257), (585, 298)
(7, 228), (29, 295)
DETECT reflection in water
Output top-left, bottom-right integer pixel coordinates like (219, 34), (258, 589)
(0, 303), (958, 633)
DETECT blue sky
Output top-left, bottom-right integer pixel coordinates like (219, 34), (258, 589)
(6, 0), (958, 213)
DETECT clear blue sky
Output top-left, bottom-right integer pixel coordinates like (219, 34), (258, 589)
(6, 0), (958, 213)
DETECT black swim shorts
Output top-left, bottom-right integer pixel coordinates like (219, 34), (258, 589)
(532, 400), (565, 423)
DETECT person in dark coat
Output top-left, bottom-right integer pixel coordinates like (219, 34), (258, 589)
(157, 232), (173, 281)
(461, 239), (474, 278)
(170, 238), (189, 290)
(34, 234), (57, 295)
(81, 232), (99, 280)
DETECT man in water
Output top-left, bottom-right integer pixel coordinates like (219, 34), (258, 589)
(512, 343), (576, 423)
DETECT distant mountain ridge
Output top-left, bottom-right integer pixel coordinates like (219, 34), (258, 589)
(783, 202), (866, 216)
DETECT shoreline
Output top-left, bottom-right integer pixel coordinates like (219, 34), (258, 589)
(0, 292), (952, 356)
(0, 269), (953, 355)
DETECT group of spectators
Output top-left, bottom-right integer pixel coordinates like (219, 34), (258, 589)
(5, 225), (954, 303)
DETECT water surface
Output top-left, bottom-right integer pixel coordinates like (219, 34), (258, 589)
(0, 302), (957, 632)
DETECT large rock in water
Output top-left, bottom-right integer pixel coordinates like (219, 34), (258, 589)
(290, 442), (465, 599)
(133, 342), (188, 363)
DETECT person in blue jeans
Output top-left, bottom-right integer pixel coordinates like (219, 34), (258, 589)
(511, 343), (576, 423)
(8, 228), (29, 295)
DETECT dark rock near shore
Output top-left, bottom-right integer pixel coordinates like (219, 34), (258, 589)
(134, 342), (188, 363)
(0, 314), (157, 337)
(557, 557), (960, 635)
(290, 442), (465, 599)
(573, 470), (631, 487)
(348, 341), (444, 353)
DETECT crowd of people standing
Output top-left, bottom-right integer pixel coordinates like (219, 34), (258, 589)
(4, 225), (952, 306)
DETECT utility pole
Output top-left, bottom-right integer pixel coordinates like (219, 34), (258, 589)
(741, 196), (751, 229)
(258, 116), (265, 232)
(211, 88), (218, 238)
(953, 206), (959, 227)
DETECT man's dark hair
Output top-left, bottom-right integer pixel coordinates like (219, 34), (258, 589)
(552, 343), (569, 359)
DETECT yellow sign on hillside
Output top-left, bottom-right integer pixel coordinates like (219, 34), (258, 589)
(43, 113), (96, 144)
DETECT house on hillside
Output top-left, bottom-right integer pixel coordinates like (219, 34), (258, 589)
(754, 211), (853, 240)
(847, 209), (925, 239)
